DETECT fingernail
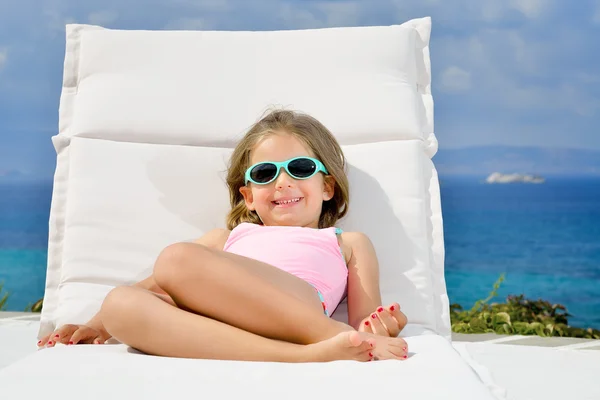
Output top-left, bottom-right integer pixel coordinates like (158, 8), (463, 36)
(371, 313), (377, 319)
(69, 341), (74, 345)
(369, 352), (373, 357)
(364, 321), (370, 326)
(47, 341), (53, 345)
(390, 305), (395, 311)
(54, 334), (59, 338)
(377, 307), (384, 313)
(403, 355), (408, 359)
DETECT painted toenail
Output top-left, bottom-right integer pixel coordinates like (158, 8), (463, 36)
(364, 321), (370, 326)
(377, 307), (383, 313)
(371, 313), (377, 319)
(390, 305), (395, 311)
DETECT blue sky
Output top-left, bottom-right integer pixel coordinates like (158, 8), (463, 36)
(1, 0), (599, 178)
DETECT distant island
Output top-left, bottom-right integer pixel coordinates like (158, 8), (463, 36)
(485, 172), (545, 184)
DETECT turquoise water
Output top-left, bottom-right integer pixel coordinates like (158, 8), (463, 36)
(1, 178), (599, 329)
(0, 182), (51, 309)
(441, 176), (600, 329)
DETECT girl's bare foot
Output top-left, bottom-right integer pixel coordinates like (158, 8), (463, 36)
(365, 334), (409, 360)
(301, 331), (374, 362)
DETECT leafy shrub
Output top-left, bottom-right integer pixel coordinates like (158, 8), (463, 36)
(450, 274), (600, 339)
(0, 282), (8, 311)
(26, 298), (43, 313)
(0, 283), (42, 313)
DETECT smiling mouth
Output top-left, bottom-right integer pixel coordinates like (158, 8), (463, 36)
(272, 197), (303, 206)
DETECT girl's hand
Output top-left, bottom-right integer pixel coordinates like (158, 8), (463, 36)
(37, 324), (110, 348)
(358, 302), (408, 337)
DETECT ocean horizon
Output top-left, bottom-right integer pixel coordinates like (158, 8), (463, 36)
(1, 176), (599, 329)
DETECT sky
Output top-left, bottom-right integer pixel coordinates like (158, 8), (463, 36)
(0, 0), (599, 179)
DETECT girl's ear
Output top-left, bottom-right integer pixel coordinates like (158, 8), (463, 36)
(239, 186), (256, 210)
(322, 176), (335, 201)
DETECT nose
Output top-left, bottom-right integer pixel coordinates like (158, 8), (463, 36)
(275, 168), (294, 189)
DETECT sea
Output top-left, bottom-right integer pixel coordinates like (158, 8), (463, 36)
(1, 177), (599, 329)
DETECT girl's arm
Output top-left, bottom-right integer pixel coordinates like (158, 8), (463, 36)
(342, 232), (383, 330)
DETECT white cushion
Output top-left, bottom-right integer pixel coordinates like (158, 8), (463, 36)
(40, 17), (449, 339)
(0, 335), (500, 400)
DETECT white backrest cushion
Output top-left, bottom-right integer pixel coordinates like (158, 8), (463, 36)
(42, 17), (449, 339)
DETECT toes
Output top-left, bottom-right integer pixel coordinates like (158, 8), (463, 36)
(345, 331), (364, 348)
(346, 331), (375, 348)
(357, 341), (372, 353)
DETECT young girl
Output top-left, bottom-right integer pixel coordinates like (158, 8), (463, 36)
(38, 110), (409, 362)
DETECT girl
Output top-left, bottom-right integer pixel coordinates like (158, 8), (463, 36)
(38, 110), (409, 362)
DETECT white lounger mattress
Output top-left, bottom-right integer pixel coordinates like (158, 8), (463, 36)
(0, 329), (500, 400)
(454, 342), (600, 400)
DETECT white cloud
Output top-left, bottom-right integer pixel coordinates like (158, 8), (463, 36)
(432, 23), (600, 117)
(164, 17), (215, 30)
(171, 0), (232, 12)
(278, 3), (322, 29)
(506, 30), (536, 73)
(43, 9), (77, 36)
(88, 10), (119, 26)
(440, 66), (471, 92)
(0, 49), (6, 70)
(392, 0), (551, 22)
(314, 1), (361, 27)
(593, 1), (600, 24)
(509, 0), (548, 18)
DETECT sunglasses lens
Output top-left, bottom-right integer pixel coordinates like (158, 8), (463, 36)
(250, 163), (278, 183)
(288, 158), (317, 178)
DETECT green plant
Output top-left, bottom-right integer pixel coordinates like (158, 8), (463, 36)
(25, 298), (43, 313)
(0, 282), (9, 311)
(450, 274), (600, 339)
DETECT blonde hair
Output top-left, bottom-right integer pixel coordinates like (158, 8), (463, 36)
(226, 109), (349, 230)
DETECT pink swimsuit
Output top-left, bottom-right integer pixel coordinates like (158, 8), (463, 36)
(223, 223), (348, 316)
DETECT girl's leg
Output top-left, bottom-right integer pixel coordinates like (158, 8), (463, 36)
(153, 242), (353, 345)
(100, 285), (374, 362)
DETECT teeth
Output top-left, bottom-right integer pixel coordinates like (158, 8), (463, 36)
(276, 198), (300, 205)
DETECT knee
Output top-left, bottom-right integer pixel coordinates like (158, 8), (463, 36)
(153, 242), (210, 291)
(100, 286), (139, 327)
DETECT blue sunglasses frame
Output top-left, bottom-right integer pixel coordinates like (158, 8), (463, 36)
(244, 157), (329, 185)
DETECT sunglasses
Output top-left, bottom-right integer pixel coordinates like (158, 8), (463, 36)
(244, 157), (329, 185)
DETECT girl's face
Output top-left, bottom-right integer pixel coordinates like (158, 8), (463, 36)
(239, 132), (335, 228)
